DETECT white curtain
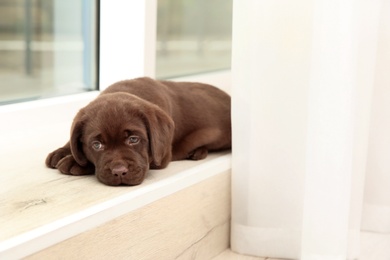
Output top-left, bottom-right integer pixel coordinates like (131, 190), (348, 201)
(231, 0), (389, 259)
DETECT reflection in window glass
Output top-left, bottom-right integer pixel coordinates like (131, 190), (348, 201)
(156, 0), (232, 78)
(0, 0), (97, 104)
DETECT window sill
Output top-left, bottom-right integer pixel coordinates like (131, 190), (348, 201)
(0, 89), (231, 259)
(0, 153), (231, 259)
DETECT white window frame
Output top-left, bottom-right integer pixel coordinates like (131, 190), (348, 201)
(99, 0), (157, 88)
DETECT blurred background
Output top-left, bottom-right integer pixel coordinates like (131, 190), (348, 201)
(0, 0), (232, 104)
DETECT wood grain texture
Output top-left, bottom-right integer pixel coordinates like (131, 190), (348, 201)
(26, 170), (231, 259)
(213, 250), (268, 260)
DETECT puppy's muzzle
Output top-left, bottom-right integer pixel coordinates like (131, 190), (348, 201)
(98, 161), (146, 186)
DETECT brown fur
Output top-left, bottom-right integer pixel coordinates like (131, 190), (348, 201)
(45, 77), (231, 186)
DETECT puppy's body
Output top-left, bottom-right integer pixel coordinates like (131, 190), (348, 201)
(46, 77), (231, 186)
(103, 78), (231, 159)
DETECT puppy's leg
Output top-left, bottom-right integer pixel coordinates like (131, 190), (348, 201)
(46, 142), (72, 168)
(172, 128), (221, 161)
(56, 155), (95, 176)
(46, 142), (94, 175)
(187, 146), (209, 160)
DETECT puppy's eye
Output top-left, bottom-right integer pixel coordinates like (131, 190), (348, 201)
(92, 141), (104, 151)
(126, 136), (140, 145)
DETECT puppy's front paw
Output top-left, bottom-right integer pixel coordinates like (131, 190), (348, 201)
(187, 147), (208, 160)
(56, 155), (95, 176)
(46, 147), (71, 169)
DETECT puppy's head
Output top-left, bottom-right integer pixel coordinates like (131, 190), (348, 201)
(70, 93), (174, 186)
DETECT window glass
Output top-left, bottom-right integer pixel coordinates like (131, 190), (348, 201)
(156, 0), (232, 78)
(0, 0), (97, 104)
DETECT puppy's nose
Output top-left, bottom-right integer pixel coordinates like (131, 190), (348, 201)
(111, 165), (128, 176)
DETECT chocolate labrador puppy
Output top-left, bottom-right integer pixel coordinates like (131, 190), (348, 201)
(46, 77), (231, 186)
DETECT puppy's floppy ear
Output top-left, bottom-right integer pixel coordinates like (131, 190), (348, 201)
(143, 105), (174, 168)
(70, 111), (88, 166)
